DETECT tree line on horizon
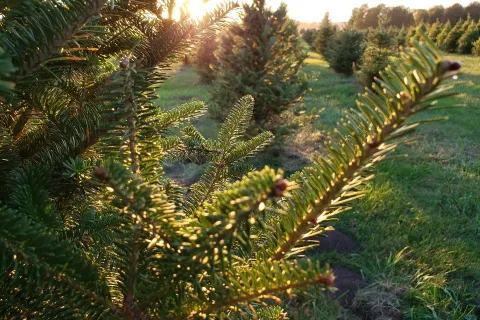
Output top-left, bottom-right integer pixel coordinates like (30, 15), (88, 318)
(298, 2), (480, 28)
(348, 2), (480, 29)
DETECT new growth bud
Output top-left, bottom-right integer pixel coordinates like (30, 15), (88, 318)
(316, 274), (335, 286)
(272, 177), (288, 197)
(93, 167), (109, 180)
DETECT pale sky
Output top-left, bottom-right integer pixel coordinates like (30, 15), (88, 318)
(186, 0), (474, 22)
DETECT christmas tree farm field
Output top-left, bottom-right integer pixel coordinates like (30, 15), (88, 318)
(156, 53), (480, 318)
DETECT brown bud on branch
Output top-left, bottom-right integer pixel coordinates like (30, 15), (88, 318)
(93, 167), (109, 181)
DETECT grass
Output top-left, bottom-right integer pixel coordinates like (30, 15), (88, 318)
(157, 53), (480, 318)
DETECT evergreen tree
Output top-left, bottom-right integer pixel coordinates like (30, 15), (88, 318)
(325, 29), (365, 75)
(406, 25), (417, 41)
(472, 37), (480, 55)
(427, 20), (444, 43)
(395, 26), (409, 48)
(211, 0), (309, 125)
(443, 19), (464, 53)
(0, 2), (463, 319)
(359, 28), (394, 86)
(457, 22), (480, 54)
(196, 34), (218, 84)
(302, 28), (317, 48)
(461, 16), (473, 32)
(436, 21), (452, 48)
(414, 23), (428, 40)
(314, 12), (337, 56)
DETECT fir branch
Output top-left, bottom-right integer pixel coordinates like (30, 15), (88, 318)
(270, 39), (461, 261)
(122, 57), (140, 174)
(184, 259), (334, 319)
(188, 278), (327, 319)
(0, 237), (124, 317)
(3, 0), (108, 78)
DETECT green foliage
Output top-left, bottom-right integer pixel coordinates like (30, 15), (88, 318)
(358, 28), (394, 87)
(457, 22), (480, 54)
(196, 34), (218, 84)
(472, 37), (480, 55)
(394, 26), (408, 49)
(325, 29), (365, 75)
(182, 95), (274, 216)
(443, 19), (464, 53)
(314, 13), (337, 56)
(427, 20), (444, 43)
(436, 21), (452, 48)
(0, 47), (15, 97)
(211, 0), (309, 125)
(301, 28), (317, 48)
(0, 1), (463, 318)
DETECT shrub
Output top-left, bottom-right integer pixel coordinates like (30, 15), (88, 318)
(211, 0), (309, 125)
(325, 29), (365, 75)
(196, 34), (218, 84)
(359, 28), (394, 86)
(457, 22), (480, 54)
(314, 13), (337, 56)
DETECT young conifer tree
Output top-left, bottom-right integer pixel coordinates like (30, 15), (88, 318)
(436, 21), (452, 48)
(473, 37), (480, 55)
(443, 19), (464, 52)
(211, 0), (309, 126)
(395, 26), (408, 49)
(0, 2), (462, 319)
(427, 20), (444, 43)
(325, 29), (365, 75)
(301, 28), (318, 48)
(358, 28), (394, 86)
(457, 21), (480, 54)
(314, 13), (337, 57)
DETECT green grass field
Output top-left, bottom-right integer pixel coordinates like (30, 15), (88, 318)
(157, 52), (480, 319)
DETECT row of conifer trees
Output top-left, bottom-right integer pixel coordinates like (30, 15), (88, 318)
(300, 13), (480, 88)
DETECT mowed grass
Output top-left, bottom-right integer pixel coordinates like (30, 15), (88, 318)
(157, 53), (480, 318)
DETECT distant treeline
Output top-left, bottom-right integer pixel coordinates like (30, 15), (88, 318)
(348, 2), (480, 29)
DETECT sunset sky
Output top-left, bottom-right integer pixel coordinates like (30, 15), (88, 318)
(187, 0), (475, 22)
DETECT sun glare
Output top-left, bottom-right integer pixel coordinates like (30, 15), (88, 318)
(184, 0), (210, 20)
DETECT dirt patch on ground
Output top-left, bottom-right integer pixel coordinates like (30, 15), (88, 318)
(331, 267), (368, 309)
(308, 230), (363, 254)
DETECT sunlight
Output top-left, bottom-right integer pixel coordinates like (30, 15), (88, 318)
(184, 0), (209, 20)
